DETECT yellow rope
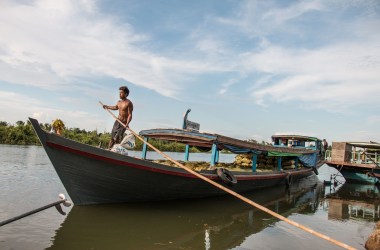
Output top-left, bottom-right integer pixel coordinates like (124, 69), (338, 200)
(100, 101), (356, 250)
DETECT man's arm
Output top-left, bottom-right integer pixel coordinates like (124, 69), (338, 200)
(125, 102), (134, 127)
(103, 102), (119, 110)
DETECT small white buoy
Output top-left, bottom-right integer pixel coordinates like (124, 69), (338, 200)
(59, 193), (66, 200)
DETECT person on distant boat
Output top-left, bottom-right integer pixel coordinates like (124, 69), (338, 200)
(321, 139), (328, 158)
(103, 86), (134, 149)
(323, 139), (328, 151)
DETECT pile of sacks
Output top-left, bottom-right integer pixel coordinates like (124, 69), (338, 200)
(234, 154), (253, 168)
(234, 154), (303, 170)
(153, 160), (212, 171)
(110, 131), (136, 155)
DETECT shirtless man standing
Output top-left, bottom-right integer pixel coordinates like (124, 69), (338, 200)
(103, 86), (133, 149)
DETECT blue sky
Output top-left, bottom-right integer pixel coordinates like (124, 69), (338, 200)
(0, 0), (379, 143)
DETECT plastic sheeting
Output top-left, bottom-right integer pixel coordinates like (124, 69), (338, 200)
(298, 153), (318, 167)
(268, 152), (302, 157)
(222, 144), (261, 155)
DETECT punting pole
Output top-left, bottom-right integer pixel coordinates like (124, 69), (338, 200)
(0, 194), (72, 227)
(99, 101), (356, 250)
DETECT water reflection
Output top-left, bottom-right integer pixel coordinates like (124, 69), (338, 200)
(48, 175), (324, 250)
(325, 183), (380, 222)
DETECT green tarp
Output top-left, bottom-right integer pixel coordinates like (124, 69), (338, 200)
(268, 151), (302, 157)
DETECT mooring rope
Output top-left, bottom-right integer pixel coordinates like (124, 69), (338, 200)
(100, 101), (356, 250)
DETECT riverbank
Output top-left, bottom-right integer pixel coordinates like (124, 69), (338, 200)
(0, 121), (210, 153)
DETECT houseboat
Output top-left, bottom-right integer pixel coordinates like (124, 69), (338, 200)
(325, 142), (380, 184)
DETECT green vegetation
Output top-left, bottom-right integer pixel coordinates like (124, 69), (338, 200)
(0, 120), (40, 145)
(0, 120), (204, 152)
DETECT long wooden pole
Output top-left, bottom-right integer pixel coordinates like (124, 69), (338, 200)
(99, 101), (356, 250)
(0, 194), (71, 227)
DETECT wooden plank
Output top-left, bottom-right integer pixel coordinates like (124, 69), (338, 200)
(331, 142), (352, 162)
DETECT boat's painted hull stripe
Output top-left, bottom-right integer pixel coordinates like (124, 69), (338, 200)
(46, 141), (199, 178)
(46, 141), (309, 181)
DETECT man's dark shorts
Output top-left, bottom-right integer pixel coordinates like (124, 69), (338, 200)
(111, 121), (126, 143)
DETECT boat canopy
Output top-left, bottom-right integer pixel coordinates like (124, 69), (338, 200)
(139, 128), (317, 155)
(272, 134), (322, 142)
(345, 142), (380, 150)
(271, 134), (321, 142)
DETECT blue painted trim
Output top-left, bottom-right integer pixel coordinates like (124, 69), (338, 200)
(277, 157), (282, 171)
(141, 137), (148, 160)
(184, 145), (190, 161)
(251, 154), (257, 172)
(211, 144), (217, 166)
(340, 170), (379, 184)
(215, 149), (219, 163)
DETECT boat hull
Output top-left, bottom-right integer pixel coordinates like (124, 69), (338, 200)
(326, 162), (380, 184)
(29, 118), (321, 205)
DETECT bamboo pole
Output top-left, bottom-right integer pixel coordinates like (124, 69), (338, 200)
(99, 101), (356, 250)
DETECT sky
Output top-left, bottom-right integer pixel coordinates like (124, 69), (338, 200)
(0, 0), (379, 144)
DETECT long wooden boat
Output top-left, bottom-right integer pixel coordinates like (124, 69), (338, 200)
(29, 117), (324, 205)
(325, 142), (380, 184)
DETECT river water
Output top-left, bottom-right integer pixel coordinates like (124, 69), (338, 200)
(0, 145), (378, 249)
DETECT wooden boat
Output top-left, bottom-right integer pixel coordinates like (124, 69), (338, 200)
(325, 142), (380, 184)
(29, 117), (324, 205)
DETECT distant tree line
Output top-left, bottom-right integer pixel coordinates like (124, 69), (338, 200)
(0, 120), (203, 152)
(0, 120), (332, 153)
(0, 120), (40, 145)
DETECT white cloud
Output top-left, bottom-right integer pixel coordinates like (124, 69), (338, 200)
(0, 90), (49, 123)
(0, 90), (105, 130)
(262, 1), (323, 24)
(0, 0), (201, 97)
(247, 40), (380, 111)
(0, 0), (379, 116)
(214, 1), (323, 38)
(219, 74), (247, 95)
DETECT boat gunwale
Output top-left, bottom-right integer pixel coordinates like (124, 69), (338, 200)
(46, 140), (313, 181)
(326, 160), (378, 169)
(28, 117), (324, 205)
(29, 117), (320, 180)
(27, 117), (319, 180)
